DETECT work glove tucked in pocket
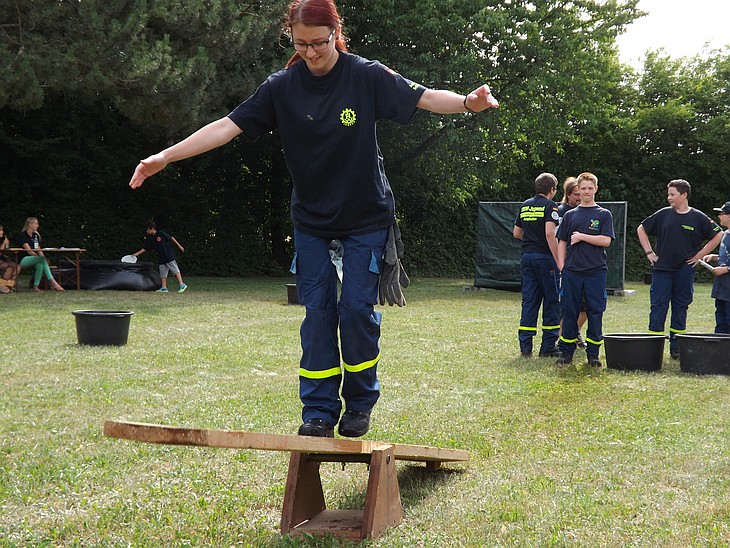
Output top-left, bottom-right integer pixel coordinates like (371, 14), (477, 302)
(378, 223), (410, 307)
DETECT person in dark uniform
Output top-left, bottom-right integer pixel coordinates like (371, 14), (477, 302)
(513, 173), (561, 357)
(637, 180), (722, 358)
(131, 220), (187, 293)
(703, 201), (730, 334)
(128, 0), (500, 438)
(556, 172), (614, 367)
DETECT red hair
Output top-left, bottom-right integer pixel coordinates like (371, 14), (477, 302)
(285, 0), (348, 68)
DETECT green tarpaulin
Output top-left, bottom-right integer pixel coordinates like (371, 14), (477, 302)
(474, 202), (627, 292)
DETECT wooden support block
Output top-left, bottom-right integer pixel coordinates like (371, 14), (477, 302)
(281, 452), (326, 532)
(281, 446), (402, 540)
(362, 445), (402, 538)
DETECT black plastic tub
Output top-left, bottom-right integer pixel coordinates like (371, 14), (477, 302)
(286, 283), (301, 305)
(676, 333), (730, 375)
(73, 310), (134, 346)
(604, 333), (666, 372)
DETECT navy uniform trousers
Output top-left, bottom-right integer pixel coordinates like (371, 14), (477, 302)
(649, 265), (694, 353)
(293, 228), (387, 426)
(559, 269), (607, 360)
(518, 252), (560, 354)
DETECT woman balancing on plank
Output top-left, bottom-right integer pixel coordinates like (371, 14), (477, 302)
(129, 0), (499, 438)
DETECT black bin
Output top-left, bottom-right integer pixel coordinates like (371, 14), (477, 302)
(286, 283), (301, 305)
(73, 310), (134, 346)
(676, 333), (730, 375)
(604, 333), (666, 372)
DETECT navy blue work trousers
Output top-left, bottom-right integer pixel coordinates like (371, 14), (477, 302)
(649, 266), (694, 353)
(518, 252), (560, 354)
(293, 228), (387, 426)
(559, 269), (607, 360)
(715, 299), (730, 334)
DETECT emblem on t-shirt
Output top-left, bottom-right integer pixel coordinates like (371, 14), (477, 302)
(589, 219), (600, 231)
(340, 108), (357, 127)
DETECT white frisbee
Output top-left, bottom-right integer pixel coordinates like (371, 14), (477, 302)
(121, 255), (137, 264)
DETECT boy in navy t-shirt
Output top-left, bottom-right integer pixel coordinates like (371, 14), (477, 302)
(556, 172), (615, 367)
(637, 180), (722, 357)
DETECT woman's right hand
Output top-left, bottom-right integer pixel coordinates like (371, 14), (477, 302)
(129, 153), (168, 189)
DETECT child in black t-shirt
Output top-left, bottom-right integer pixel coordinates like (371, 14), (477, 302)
(131, 220), (187, 293)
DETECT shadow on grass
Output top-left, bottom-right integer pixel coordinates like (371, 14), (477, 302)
(397, 464), (466, 509)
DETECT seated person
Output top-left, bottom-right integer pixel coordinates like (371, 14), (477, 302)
(0, 224), (18, 293)
(16, 217), (64, 292)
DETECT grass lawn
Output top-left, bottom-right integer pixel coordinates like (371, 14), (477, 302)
(1, 278), (729, 546)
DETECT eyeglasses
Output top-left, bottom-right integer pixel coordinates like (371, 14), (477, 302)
(293, 29), (335, 52)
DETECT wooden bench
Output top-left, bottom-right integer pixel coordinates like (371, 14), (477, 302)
(104, 420), (469, 540)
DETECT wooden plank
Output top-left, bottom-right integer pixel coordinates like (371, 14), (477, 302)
(104, 421), (469, 463)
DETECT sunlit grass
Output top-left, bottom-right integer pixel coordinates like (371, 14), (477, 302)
(1, 278), (728, 546)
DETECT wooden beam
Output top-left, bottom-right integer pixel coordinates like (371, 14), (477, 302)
(103, 420), (469, 464)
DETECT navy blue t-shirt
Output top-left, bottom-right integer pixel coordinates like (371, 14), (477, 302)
(640, 207), (721, 271)
(228, 52), (426, 238)
(144, 230), (176, 264)
(557, 205), (615, 272)
(514, 195), (560, 255)
(557, 203), (574, 218)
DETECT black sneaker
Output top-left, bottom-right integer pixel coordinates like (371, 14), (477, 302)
(298, 419), (334, 438)
(338, 410), (372, 438)
(588, 358), (603, 368)
(521, 351), (532, 358)
(576, 334), (587, 349)
(670, 350), (680, 360)
(539, 348), (561, 358)
(556, 355), (573, 367)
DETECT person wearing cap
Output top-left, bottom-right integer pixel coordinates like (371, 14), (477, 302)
(637, 180), (723, 358)
(702, 201), (730, 334)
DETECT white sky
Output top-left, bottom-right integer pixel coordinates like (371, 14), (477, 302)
(616, 0), (730, 68)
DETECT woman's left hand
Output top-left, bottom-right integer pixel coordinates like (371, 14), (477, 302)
(465, 85), (499, 111)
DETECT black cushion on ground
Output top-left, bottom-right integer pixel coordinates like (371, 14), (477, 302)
(57, 259), (161, 291)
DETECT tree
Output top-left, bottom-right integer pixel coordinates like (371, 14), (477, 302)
(1, 0), (290, 136)
(342, 0), (641, 274)
(0, 0), (292, 271)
